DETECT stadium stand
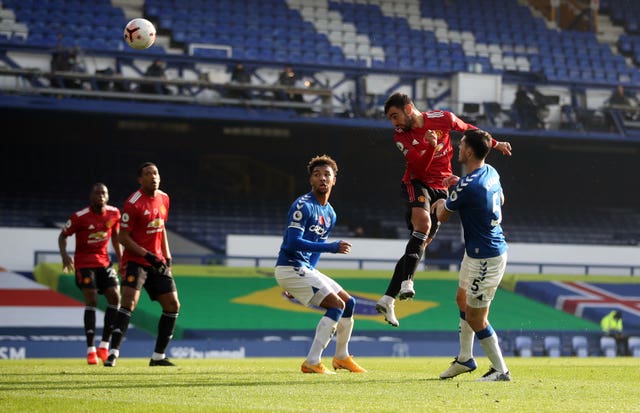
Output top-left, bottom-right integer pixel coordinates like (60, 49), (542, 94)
(0, 0), (639, 254)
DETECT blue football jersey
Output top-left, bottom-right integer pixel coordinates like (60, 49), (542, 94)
(276, 192), (339, 269)
(445, 164), (508, 259)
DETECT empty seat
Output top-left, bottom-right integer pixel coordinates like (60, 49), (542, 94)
(572, 335), (588, 357)
(544, 336), (561, 357)
(628, 336), (640, 357)
(600, 336), (617, 357)
(515, 336), (533, 357)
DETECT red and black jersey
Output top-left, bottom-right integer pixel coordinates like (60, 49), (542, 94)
(120, 189), (170, 268)
(394, 110), (479, 190)
(61, 205), (120, 269)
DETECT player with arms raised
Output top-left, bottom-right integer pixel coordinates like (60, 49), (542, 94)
(376, 92), (512, 327)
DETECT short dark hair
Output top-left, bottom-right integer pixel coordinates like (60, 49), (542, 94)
(137, 162), (156, 177)
(307, 155), (338, 175)
(92, 182), (107, 191)
(384, 92), (413, 115)
(462, 129), (492, 160)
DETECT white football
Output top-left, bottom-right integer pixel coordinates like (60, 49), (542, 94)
(123, 18), (156, 50)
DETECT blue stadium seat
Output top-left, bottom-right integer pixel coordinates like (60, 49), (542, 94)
(544, 336), (561, 357)
(515, 336), (533, 357)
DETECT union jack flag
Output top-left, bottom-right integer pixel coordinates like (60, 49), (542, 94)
(515, 281), (640, 331)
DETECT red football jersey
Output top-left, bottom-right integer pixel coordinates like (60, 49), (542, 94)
(61, 205), (120, 269)
(393, 110), (478, 190)
(120, 189), (170, 267)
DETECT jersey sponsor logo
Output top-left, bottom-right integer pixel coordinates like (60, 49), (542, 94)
(146, 218), (164, 234)
(87, 231), (108, 243)
(308, 224), (327, 236)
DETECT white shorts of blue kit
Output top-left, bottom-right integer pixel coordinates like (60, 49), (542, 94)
(458, 252), (508, 309)
(275, 265), (342, 307)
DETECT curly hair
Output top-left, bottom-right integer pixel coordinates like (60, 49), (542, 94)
(307, 154), (338, 175)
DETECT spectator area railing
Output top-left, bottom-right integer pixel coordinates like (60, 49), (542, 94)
(35, 251), (640, 275)
(0, 66), (339, 115)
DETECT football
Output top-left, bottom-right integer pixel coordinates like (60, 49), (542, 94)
(123, 18), (156, 50)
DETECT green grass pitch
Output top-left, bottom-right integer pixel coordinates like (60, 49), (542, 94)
(1, 357), (638, 412)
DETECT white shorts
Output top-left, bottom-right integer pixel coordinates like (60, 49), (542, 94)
(458, 252), (507, 309)
(274, 266), (342, 307)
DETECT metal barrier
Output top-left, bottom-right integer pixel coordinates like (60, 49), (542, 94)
(34, 250), (640, 275)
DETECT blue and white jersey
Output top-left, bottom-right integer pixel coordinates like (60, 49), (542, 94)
(276, 192), (340, 269)
(445, 164), (508, 259)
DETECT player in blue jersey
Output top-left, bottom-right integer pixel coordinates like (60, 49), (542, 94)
(432, 129), (511, 382)
(275, 155), (366, 374)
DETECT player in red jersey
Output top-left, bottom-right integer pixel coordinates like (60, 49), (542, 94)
(58, 183), (122, 364)
(375, 92), (512, 327)
(104, 162), (180, 367)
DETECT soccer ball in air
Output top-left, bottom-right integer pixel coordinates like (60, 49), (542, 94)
(123, 18), (156, 50)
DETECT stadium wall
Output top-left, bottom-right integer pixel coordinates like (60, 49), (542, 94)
(2, 107), (639, 212)
(1, 228), (638, 274)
